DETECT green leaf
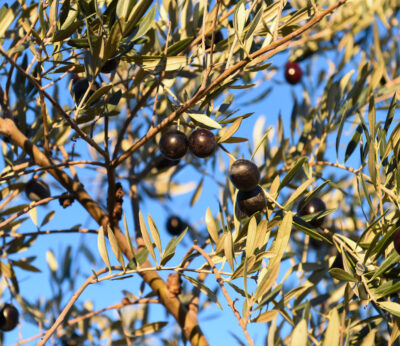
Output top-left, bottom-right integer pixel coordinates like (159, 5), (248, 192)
(329, 268), (358, 282)
(345, 125), (363, 162)
(139, 211), (157, 263)
(378, 302), (400, 318)
(224, 230), (235, 271)
(97, 226), (111, 274)
(382, 121), (400, 162)
(46, 250), (58, 272)
(86, 85), (113, 105)
(371, 251), (400, 280)
(323, 308), (340, 346)
(268, 212), (292, 270)
(104, 17), (125, 61)
(107, 225), (125, 270)
(278, 157), (307, 191)
(182, 274), (222, 309)
(148, 214), (162, 253)
(374, 279), (400, 298)
(290, 319), (307, 346)
(282, 178), (313, 209)
(116, 0), (135, 21)
(167, 37), (194, 56)
(129, 321), (168, 337)
(255, 212), (292, 301)
(123, 213), (135, 258)
(250, 127), (271, 160)
(206, 208), (219, 244)
(383, 92), (397, 134)
(0, 4), (16, 38)
(251, 309), (279, 323)
(40, 210), (55, 227)
(160, 228), (188, 266)
(187, 113), (222, 129)
(190, 178), (203, 207)
(52, 21), (80, 42)
(246, 217), (257, 258)
(233, 0), (246, 38)
(132, 4), (156, 41)
(218, 117), (242, 143)
(11, 260), (41, 273)
(124, 0), (153, 37)
(29, 207), (38, 227)
(128, 55), (189, 72)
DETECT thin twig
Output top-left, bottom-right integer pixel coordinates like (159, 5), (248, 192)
(0, 229), (98, 238)
(192, 244), (255, 346)
(0, 194), (69, 230)
(16, 298), (159, 345)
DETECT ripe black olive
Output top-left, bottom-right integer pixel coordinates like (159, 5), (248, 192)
(188, 129), (217, 158)
(159, 130), (188, 160)
(229, 159), (260, 191)
(237, 185), (266, 216)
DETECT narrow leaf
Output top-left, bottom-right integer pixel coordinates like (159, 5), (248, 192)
(187, 113), (222, 129)
(139, 211), (157, 263)
(129, 321), (168, 337)
(97, 226), (111, 274)
(107, 225), (125, 270)
(182, 274), (222, 309)
(148, 214), (162, 253)
(323, 308), (340, 346)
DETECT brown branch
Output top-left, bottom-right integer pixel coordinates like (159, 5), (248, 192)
(113, 0), (348, 168)
(192, 244), (254, 346)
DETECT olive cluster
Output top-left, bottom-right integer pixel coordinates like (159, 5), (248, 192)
(159, 128), (217, 161)
(229, 159), (266, 217)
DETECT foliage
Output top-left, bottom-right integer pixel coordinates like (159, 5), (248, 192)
(0, 0), (399, 344)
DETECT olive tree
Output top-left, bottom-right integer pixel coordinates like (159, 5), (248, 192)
(0, 0), (399, 344)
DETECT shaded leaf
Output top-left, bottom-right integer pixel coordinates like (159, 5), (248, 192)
(182, 274), (222, 309)
(107, 225), (125, 270)
(97, 226), (111, 274)
(139, 211), (157, 263)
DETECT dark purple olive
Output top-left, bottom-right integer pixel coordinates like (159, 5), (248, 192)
(285, 62), (302, 85)
(205, 30), (224, 49)
(25, 179), (50, 202)
(166, 215), (186, 235)
(0, 304), (19, 331)
(189, 129), (217, 158)
(159, 130), (188, 160)
(297, 197), (326, 228)
(394, 229), (400, 255)
(155, 157), (180, 170)
(101, 58), (120, 73)
(237, 185), (266, 216)
(72, 78), (99, 105)
(229, 159), (260, 191)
